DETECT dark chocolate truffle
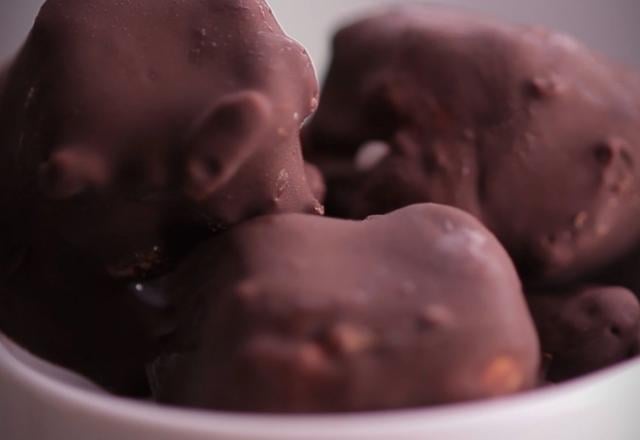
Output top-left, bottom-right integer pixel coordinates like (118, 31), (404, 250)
(158, 204), (540, 412)
(304, 6), (640, 286)
(0, 0), (321, 280)
(528, 286), (640, 382)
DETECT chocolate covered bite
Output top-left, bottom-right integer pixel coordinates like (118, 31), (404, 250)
(0, 0), (320, 281)
(528, 286), (640, 382)
(158, 204), (540, 412)
(304, 6), (640, 286)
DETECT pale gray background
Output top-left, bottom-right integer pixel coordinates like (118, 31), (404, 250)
(1, 0), (639, 75)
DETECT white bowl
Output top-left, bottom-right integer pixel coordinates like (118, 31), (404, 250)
(0, 332), (638, 440)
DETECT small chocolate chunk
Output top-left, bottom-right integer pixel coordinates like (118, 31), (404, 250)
(158, 204), (539, 412)
(527, 286), (640, 382)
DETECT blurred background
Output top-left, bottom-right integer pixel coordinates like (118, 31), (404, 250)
(1, 0), (639, 75)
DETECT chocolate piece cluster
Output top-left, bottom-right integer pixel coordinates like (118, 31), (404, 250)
(0, 0), (636, 413)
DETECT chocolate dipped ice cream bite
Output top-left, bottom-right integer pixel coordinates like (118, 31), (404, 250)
(157, 204), (540, 412)
(0, 0), (321, 282)
(304, 5), (640, 287)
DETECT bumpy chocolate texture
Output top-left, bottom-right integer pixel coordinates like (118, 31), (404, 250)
(0, 0), (320, 280)
(0, 0), (318, 393)
(304, 6), (640, 287)
(528, 286), (640, 382)
(158, 204), (540, 412)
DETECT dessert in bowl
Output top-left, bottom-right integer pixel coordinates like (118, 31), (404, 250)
(1, 1), (639, 438)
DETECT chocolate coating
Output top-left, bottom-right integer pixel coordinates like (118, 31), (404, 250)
(158, 204), (539, 412)
(527, 286), (640, 382)
(304, 6), (640, 286)
(0, 0), (320, 279)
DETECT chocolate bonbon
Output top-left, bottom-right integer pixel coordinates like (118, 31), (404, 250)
(158, 204), (540, 412)
(0, 0), (320, 281)
(304, 6), (640, 286)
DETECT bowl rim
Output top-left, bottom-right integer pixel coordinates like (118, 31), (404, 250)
(1, 332), (639, 437)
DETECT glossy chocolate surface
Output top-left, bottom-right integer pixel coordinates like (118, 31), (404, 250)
(158, 204), (540, 412)
(305, 6), (640, 287)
